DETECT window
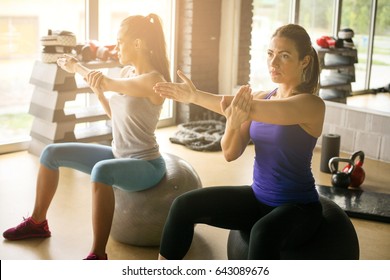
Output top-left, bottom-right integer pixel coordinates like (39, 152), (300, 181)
(340, 0), (371, 91)
(0, 0), (85, 153)
(249, 0), (334, 91)
(249, 0), (290, 90)
(341, 0), (390, 91)
(96, 0), (176, 127)
(0, 0), (176, 154)
(248, 0), (389, 97)
(298, 0), (335, 43)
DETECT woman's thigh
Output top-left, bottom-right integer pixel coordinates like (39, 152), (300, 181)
(91, 156), (166, 191)
(170, 186), (273, 230)
(40, 143), (114, 174)
(250, 202), (323, 250)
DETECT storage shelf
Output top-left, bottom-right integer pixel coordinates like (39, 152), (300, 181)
(28, 60), (120, 156)
(317, 48), (357, 103)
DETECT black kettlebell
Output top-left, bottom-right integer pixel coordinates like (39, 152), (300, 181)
(328, 157), (355, 188)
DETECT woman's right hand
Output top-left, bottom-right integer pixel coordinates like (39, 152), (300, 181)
(221, 85), (253, 130)
(153, 70), (197, 104)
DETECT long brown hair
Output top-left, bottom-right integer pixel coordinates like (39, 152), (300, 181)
(272, 24), (319, 95)
(121, 13), (171, 82)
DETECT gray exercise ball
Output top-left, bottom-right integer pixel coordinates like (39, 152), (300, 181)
(110, 153), (202, 246)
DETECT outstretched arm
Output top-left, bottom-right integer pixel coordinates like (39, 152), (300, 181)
(154, 70), (234, 115)
(57, 54), (91, 78)
(58, 55), (164, 101)
(57, 56), (112, 118)
(248, 94), (325, 137)
(85, 71), (112, 118)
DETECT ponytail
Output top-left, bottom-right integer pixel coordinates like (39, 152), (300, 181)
(297, 47), (320, 95)
(121, 14), (171, 82)
(144, 13), (171, 82)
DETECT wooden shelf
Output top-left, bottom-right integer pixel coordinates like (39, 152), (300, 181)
(28, 60), (120, 156)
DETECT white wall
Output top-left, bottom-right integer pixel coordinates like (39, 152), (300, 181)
(318, 101), (390, 162)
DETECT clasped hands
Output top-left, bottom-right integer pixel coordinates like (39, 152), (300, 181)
(221, 85), (253, 130)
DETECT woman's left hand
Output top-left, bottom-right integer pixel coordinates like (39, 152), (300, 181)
(57, 54), (79, 73)
(221, 85), (252, 129)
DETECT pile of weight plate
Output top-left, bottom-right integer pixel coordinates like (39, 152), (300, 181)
(41, 29), (77, 63)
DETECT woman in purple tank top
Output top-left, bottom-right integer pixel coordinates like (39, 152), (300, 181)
(154, 24), (325, 260)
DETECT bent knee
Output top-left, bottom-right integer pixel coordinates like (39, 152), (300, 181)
(91, 161), (114, 185)
(40, 144), (61, 170)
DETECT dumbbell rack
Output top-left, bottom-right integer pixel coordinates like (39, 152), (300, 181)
(317, 48), (358, 103)
(28, 60), (121, 156)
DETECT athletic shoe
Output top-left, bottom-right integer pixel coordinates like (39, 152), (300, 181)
(3, 217), (51, 240)
(83, 253), (108, 260)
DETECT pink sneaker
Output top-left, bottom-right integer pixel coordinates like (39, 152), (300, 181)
(83, 253), (108, 260)
(3, 217), (51, 240)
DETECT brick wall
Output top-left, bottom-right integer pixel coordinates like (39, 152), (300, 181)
(237, 0), (253, 85)
(175, 0), (253, 123)
(176, 0), (222, 123)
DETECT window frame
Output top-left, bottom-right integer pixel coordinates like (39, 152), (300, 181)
(0, 0), (177, 154)
(221, 0), (385, 95)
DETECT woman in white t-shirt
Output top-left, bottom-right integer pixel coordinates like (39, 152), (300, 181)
(3, 13), (170, 260)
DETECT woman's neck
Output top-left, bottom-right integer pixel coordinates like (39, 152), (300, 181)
(273, 84), (298, 98)
(133, 55), (155, 75)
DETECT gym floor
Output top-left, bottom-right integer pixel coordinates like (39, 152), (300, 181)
(0, 126), (389, 260)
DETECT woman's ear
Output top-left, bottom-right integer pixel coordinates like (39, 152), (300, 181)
(134, 38), (142, 49)
(302, 55), (310, 69)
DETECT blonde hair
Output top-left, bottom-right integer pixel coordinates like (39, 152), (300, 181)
(121, 13), (171, 82)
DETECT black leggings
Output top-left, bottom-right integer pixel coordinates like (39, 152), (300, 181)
(159, 186), (323, 260)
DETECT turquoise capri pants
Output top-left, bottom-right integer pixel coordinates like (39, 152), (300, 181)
(40, 143), (166, 192)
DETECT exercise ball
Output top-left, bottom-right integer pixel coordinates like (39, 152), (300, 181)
(110, 153), (202, 246)
(227, 196), (359, 260)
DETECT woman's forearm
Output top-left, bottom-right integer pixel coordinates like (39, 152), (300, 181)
(221, 121), (250, 162)
(74, 63), (91, 79)
(97, 93), (112, 119)
(192, 90), (234, 115)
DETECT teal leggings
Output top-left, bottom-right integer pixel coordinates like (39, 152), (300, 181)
(40, 143), (166, 192)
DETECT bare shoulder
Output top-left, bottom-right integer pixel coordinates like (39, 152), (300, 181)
(308, 94), (325, 111)
(134, 71), (167, 86)
(148, 71), (167, 83)
(292, 93), (325, 109)
(294, 94), (325, 137)
(120, 66), (135, 78)
(142, 72), (166, 104)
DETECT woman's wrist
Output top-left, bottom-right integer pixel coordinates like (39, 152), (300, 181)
(73, 62), (81, 74)
(225, 119), (242, 131)
(190, 89), (200, 104)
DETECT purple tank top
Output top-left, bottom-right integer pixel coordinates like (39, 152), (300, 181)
(250, 89), (319, 206)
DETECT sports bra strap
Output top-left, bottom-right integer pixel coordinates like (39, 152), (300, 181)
(265, 88), (277, 99)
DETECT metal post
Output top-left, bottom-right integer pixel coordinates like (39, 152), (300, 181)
(86, 0), (99, 41)
(365, 0), (377, 89)
(333, 0), (342, 37)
